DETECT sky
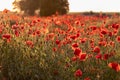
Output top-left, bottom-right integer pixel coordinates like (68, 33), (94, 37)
(0, 0), (120, 12)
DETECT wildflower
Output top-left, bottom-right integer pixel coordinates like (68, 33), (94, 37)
(84, 77), (91, 80)
(76, 33), (81, 37)
(98, 41), (106, 46)
(112, 24), (119, 30)
(108, 62), (120, 72)
(53, 47), (57, 52)
(70, 35), (77, 40)
(72, 43), (79, 49)
(71, 56), (77, 61)
(26, 40), (33, 48)
(32, 20), (37, 24)
(2, 34), (11, 39)
(109, 51), (116, 57)
(55, 40), (60, 45)
(103, 53), (109, 60)
(12, 24), (19, 30)
(90, 26), (97, 30)
(47, 33), (55, 40)
(108, 32), (113, 37)
(95, 53), (102, 60)
(41, 28), (49, 34)
(116, 36), (120, 43)
(36, 30), (40, 35)
(37, 19), (41, 22)
(80, 38), (87, 43)
(2, 34), (11, 42)
(15, 30), (19, 37)
(88, 54), (93, 58)
(74, 20), (80, 25)
(108, 41), (115, 47)
(3, 9), (10, 13)
(55, 20), (62, 26)
(0, 28), (2, 34)
(79, 53), (87, 61)
(100, 29), (108, 35)
(74, 48), (82, 56)
(81, 23), (84, 26)
(93, 46), (100, 53)
(74, 69), (82, 77)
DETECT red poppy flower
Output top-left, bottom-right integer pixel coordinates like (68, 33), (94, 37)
(109, 51), (116, 57)
(32, 20), (37, 24)
(100, 29), (108, 35)
(84, 77), (91, 80)
(15, 30), (19, 37)
(74, 20), (80, 25)
(98, 41), (106, 46)
(90, 26), (97, 30)
(103, 53), (109, 60)
(71, 56), (77, 61)
(3, 9), (10, 13)
(108, 32), (113, 37)
(26, 40), (33, 48)
(108, 41), (115, 47)
(70, 35), (76, 40)
(55, 40), (60, 45)
(80, 38), (87, 43)
(79, 53), (87, 61)
(53, 47), (57, 52)
(113, 29), (118, 35)
(93, 46), (100, 53)
(74, 69), (82, 77)
(2, 34), (11, 42)
(0, 28), (2, 34)
(72, 43), (79, 49)
(76, 33), (81, 37)
(36, 30), (41, 36)
(55, 20), (62, 26)
(74, 48), (82, 56)
(48, 33), (55, 39)
(37, 18), (41, 22)
(12, 25), (19, 30)
(70, 35), (77, 40)
(108, 62), (120, 72)
(112, 24), (119, 30)
(2, 34), (11, 40)
(116, 36), (120, 43)
(95, 53), (102, 59)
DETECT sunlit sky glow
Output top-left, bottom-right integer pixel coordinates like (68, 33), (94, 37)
(0, 0), (120, 12)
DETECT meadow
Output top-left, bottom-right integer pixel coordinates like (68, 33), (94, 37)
(0, 10), (120, 80)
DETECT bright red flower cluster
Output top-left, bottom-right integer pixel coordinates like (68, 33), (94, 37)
(2, 34), (11, 42)
(108, 62), (120, 72)
(74, 69), (82, 77)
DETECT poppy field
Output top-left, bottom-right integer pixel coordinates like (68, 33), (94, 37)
(0, 10), (120, 80)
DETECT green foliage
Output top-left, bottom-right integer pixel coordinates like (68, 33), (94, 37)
(12, 0), (69, 16)
(13, 0), (40, 16)
(39, 0), (69, 16)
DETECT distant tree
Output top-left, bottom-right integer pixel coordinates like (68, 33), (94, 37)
(12, 0), (69, 16)
(39, 0), (69, 16)
(13, 0), (40, 16)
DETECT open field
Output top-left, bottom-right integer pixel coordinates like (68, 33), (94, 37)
(0, 11), (120, 80)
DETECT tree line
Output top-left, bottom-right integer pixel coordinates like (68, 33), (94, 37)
(13, 0), (69, 16)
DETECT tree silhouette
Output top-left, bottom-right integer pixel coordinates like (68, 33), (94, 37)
(12, 0), (69, 16)
(39, 0), (69, 16)
(13, 0), (40, 15)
